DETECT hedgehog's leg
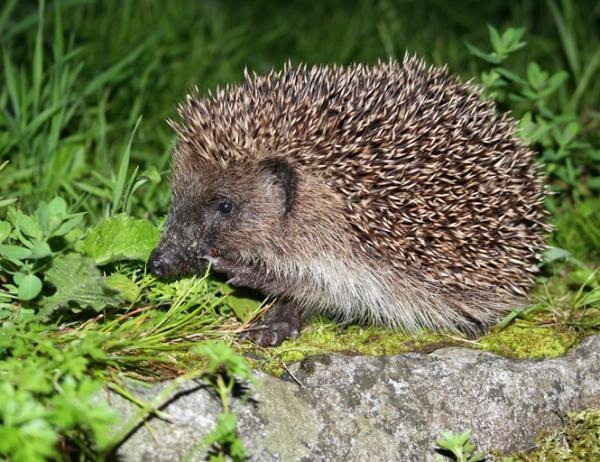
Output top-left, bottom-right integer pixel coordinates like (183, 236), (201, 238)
(240, 298), (302, 347)
(206, 256), (302, 346)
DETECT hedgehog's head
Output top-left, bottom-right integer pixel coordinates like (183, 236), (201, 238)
(147, 156), (297, 278)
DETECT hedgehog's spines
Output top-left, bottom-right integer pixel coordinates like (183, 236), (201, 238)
(173, 57), (547, 314)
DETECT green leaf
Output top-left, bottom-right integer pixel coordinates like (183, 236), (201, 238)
(201, 412), (247, 459)
(214, 281), (262, 322)
(77, 214), (160, 265)
(52, 215), (84, 237)
(527, 62), (544, 89)
(112, 117), (142, 214)
(503, 27), (526, 53)
(29, 241), (52, 259)
(0, 197), (17, 208)
(12, 209), (42, 240)
(43, 254), (123, 315)
(545, 71), (568, 95)
(581, 288), (600, 306)
(0, 244), (32, 260)
(32, 0), (45, 113)
(487, 25), (502, 53)
(17, 274), (43, 301)
(13, 272), (27, 286)
(496, 67), (528, 86)
(194, 342), (251, 379)
(39, 197), (71, 235)
(587, 177), (600, 191)
(141, 165), (161, 184)
(465, 41), (502, 64)
(0, 220), (11, 242)
(46, 197), (67, 217)
(104, 273), (140, 302)
(543, 247), (573, 264)
(559, 122), (580, 148)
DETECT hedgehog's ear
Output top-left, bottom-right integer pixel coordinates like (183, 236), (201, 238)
(259, 158), (297, 215)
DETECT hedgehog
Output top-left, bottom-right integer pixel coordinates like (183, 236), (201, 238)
(148, 55), (548, 347)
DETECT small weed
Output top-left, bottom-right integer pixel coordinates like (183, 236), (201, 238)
(435, 430), (486, 462)
(0, 197), (83, 312)
(193, 342), (252, 461)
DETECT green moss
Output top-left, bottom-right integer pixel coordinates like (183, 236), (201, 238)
(240, 317), (587, 376)
(505, 409), (600, 461)
(479, 324), (580, 359)
(247, 318), (453, 376)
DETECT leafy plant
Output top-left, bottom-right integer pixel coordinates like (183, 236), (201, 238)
(467, 25), (599, 206)
(436, 430), (486, 462)
(0, 197), (82, 308)
(0, 322), (117, 461)
(194, 342), (252, 461)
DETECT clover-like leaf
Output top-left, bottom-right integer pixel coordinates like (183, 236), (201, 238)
(17, 274), (43, 301)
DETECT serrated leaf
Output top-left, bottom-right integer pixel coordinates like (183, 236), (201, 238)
(17, 274), (43, 301)
(77, 214), (160, 265)
(43, 254), (123, 315)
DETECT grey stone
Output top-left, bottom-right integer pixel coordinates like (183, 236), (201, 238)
(105, 335), (600, 461)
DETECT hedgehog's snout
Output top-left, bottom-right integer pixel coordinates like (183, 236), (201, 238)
(147, 247), (180, 278)
(147, 241), (210, 278)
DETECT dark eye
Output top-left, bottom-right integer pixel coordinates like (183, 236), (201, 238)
(218, 200), (233, 214)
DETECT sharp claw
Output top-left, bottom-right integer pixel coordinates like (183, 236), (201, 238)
(239, 325), (291, 347)
(266, 332), (279, 346)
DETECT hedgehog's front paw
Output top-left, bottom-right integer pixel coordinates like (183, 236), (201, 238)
(241, 300), (302, 347)
(241, 321), (300, 347)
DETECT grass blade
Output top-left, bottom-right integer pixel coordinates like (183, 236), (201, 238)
(546, 0), (580, 80)
(112, 116), (142, 215)
(33, 0), (45, 115)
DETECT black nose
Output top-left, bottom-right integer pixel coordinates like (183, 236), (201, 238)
(147, 249), (177, 278)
